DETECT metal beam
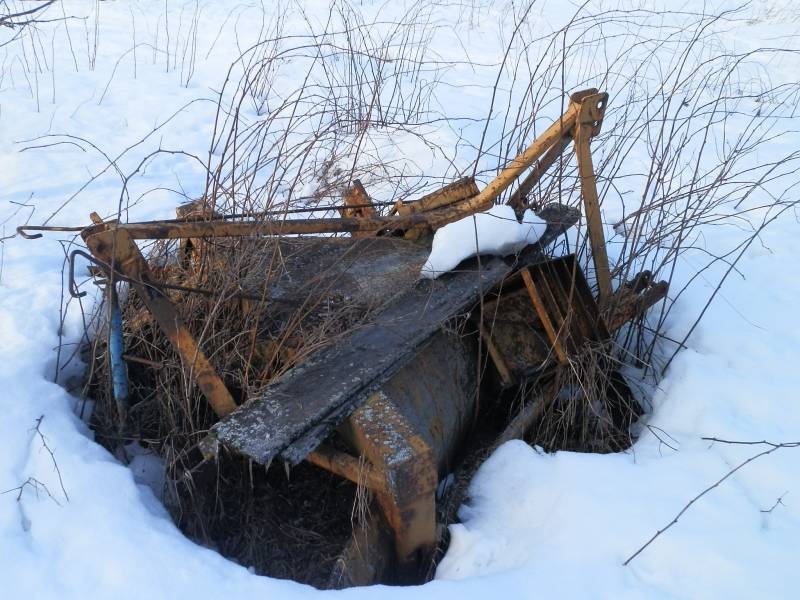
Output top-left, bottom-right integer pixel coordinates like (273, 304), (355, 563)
(305, 444), (387, 492)
(507, 132), (573, 214)
(573, 89), (613, 302)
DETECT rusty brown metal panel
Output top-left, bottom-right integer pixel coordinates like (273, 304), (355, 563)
(341, 391), (438, 581)
(480, 292), (553, 382)
(378, 330), (478, 475)
(551, 254), (610, 340)
(534, 263), (576, 352)
(605, 276), (669, 332)
(175, 199), (219, 267)
(340, 180), (376, 218)
(68, 182), (504, 240)
(523, 255), (609, 354)
(542, 259), (592, 347)
(326, 327), (478, 584)
(77, 210), (454, 240)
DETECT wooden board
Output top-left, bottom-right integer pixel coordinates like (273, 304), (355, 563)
(210, 204), (580, 465)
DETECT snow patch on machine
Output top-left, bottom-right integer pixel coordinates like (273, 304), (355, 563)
(421, 205), (547, 279)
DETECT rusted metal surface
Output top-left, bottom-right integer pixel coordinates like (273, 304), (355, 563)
(507, 133), (572, 214)
(340, 180), (375, 218)
(399, 177), (480, 240)
(605, 271), (669, 332)
(482, 255), (668, 392)
(396, 176), (479, 218)
(326, 330), (475, 585)
(547, 254), (610, 341)
(481, 254), (610, 384)
(524, 254), (610, 352)
(521, 267), (570, 364)
(340, 391), (438, 580)
(377, 331), (478, 475)
(480, 292), (553, 385)
(176, 199), (219, 267)
(339, 180), (377, 239)
(61, 177), (480, 243)
(16, 224), (85, 238)
(72, 205), (479, 241)
(305, 444), (386, 492)
(82, 225), (238, 418)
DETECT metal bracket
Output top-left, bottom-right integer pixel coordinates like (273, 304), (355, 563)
(81, 222), (238, 418)
(573, 90), (613, 302)
(341, 391), (438, 582)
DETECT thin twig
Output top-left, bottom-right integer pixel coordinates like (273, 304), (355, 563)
(624, 441), (799, 565)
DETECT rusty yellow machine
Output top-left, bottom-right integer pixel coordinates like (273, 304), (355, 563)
(20, 89), (667, 586)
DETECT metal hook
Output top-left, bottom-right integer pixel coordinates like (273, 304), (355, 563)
(16, 226), (43, 239)
(68, 249), (105, 298)
(17, 224), (85, 239)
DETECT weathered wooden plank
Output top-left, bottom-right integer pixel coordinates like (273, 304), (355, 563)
(210, 204), (579, 465)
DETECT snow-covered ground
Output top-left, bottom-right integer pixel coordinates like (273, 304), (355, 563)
(1, 1), (799, 597)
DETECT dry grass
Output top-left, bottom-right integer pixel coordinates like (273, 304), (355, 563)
(521, 342), (641, 453)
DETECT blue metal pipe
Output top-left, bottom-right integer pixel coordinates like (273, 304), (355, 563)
(109, 285), (129, 408)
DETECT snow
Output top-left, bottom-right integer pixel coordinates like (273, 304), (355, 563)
(420, 205), (546, 279)
(436, 214), (800, 595)
(0, 0), (799, 598)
